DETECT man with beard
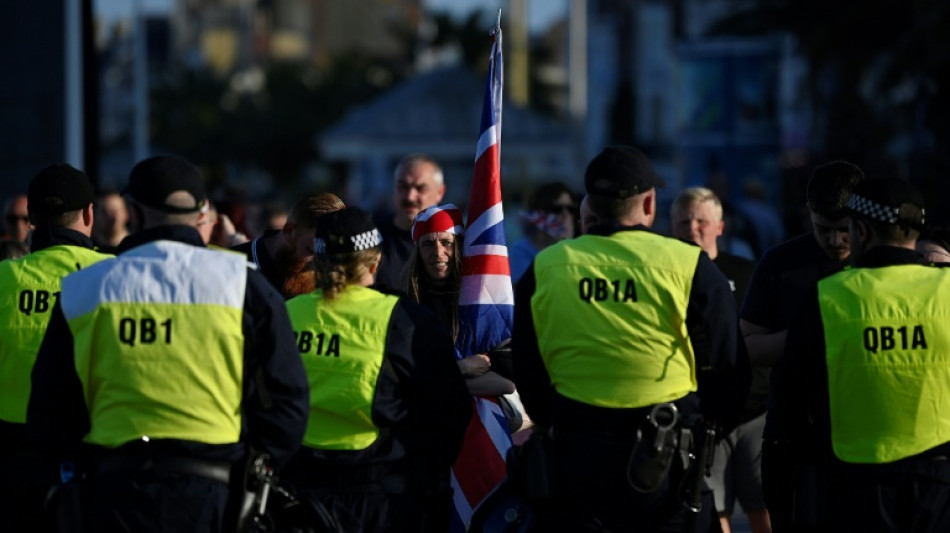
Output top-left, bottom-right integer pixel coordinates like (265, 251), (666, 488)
(373, 154), (446, 294)
(231, 192), (345, 299)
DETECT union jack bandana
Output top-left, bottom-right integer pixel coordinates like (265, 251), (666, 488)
(411, 204), (464, 243)
(520, 209), (568, 238)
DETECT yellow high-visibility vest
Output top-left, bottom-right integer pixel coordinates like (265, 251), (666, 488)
(286, 285), (399, 450)
(0, 245), (110, 423)
(820, 264), (950, 463)
(61, 241), (246, 447)
(531, 230), (699, 408)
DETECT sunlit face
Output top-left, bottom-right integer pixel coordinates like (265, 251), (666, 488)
(418, 231), (456, 282)
(394, 162), (445, 229)
(811, 211), (850, 262)
(671, 200), (723, 257)
(95, 193), (129, 230)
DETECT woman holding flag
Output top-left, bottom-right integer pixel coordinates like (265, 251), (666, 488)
(407, 204), (516, 396)
(406, 202), (522, 531)
(404, 10), (523, 529)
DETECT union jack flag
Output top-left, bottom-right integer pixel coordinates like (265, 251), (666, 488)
(457, 22), (513, 359)
(449, 18), (515, 532)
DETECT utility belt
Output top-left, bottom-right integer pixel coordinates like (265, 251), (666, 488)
(291, 450), (443, 497)
(93, 452), (232, 484)
(509, 403), (716, 510)
(90, 440), (233, 484)
(624, 402), (695, 493)
(304, 472), (421, 496)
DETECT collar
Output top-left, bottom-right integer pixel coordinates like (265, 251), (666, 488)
(586, 223), (652, 237)
(854, 245), (926, 269)
(29, 226), (96, 253)
(117, 225), (206, 253)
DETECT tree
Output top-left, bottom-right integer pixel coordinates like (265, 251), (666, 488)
(710, 0), (950, 184)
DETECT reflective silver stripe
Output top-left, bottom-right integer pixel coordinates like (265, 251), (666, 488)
(61, 241), (246, 320)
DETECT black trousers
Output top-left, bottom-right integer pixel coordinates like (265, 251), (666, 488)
(0, 474), (56, 533)
(282, 453), (452, 533)
(0, 433), (58, 533)
(831, 458), (950, 532)
(762, 438), (797, 532)
(86, 470), (231, 533)
(532, 431), (718, 533)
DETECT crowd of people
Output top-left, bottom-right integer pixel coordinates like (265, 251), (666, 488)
(1, 146), (950, 533)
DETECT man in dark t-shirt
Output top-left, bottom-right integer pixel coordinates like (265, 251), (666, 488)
(373, 154), (446, 294)
(740, 160), (864, 532)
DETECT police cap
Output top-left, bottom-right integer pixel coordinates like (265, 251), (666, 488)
(585, 146), (666, 199)
(28, 164), (95, 215)
(124, 155), (206, 214)
(313, 207), (382, 256)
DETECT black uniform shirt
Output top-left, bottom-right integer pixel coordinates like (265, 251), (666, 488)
(713, 251), (764, 421)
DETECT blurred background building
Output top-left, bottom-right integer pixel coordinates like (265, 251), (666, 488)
(3, 0), (948, 238)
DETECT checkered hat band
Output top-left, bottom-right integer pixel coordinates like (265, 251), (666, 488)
(350, 229), (382, 251)
(313, 228), (382, 256)
(847, 194), (901, 224)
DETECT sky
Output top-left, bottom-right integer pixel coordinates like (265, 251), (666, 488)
(425, 0), (568, 34)
(96, 0), (173, 21)
(96, 0), (569, 35)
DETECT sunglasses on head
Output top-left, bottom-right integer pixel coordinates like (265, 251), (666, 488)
(546, 204), (576, 215)
(5, 214), (29, 225)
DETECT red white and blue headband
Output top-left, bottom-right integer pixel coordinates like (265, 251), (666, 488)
(411, 204), (464, 243)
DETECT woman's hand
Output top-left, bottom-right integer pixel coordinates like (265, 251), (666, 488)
(458, 353), (491, 378)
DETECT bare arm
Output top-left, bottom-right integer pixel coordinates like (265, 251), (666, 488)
(740, 318), (787, 367)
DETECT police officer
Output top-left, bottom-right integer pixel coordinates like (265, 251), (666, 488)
(283, 207), (472, 532)
(27, 155), (310, 532)
(0, 164), (111, 531)
(513, 146), (749, 532)
(785, 177), (950, 531)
